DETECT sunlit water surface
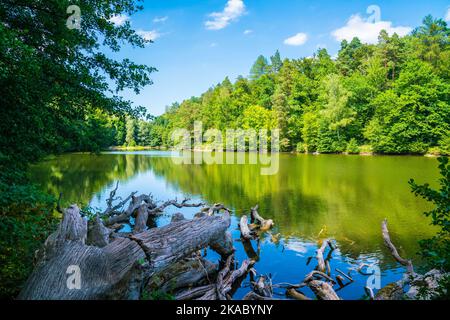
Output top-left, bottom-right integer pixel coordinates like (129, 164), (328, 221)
(29, 151), (440, 300)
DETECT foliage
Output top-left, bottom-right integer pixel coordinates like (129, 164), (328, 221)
(0, 0), (155, 164)
(346, 138), (360, 154)
(409, 157), (450, 271)
(0, 182), (57, 298)
(142, 16), (449, 156)
(0, 0), (154, 298)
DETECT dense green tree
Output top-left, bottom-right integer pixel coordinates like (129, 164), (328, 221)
(0, 0), (155, 298)
(125, 116), (137, 147)
(412, 15), (450, 69)
(270, 50), (283, 73)
(320, 74), (355, 144)
(365, 59), (449, 153)
(142, 15), (449, 157)
(250, 55), (269, 80)
(0, 0), (155, 170)
(337, 38), (367, 76)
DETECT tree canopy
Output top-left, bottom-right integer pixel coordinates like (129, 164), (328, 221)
(143, 15), (449, 155)
(0, 0), (155, 174)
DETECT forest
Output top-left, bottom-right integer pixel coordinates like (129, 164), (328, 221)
(124, 16), (449, 155)
(0, 0), (449, 301)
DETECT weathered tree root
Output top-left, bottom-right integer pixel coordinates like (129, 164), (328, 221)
(239, 215), (253, 240)
(239, 205), (274, 241)
(250, 205), (274, 231)
(375, 219), (448, 300)
(176, 255), (255, 300)
(18, 186), (233, 300)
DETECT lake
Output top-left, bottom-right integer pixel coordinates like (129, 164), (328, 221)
(29, 151), (440, 300)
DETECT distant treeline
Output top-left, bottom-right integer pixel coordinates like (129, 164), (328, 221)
(115, 15), (448, 155)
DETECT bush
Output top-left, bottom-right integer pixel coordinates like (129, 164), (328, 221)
(0, 182), (57, 298)
(409, 157), (450, 272)
(439, 136), (450, 156)
(346, 139), (360, 154)
(427, 147), (442, 156)
(359, 145), (373, 154)
(296, 142), (306, 153)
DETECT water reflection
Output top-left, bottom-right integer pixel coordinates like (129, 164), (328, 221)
(29, 151), (439, 299)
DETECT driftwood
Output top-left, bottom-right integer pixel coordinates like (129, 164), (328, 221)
(286, 288), (311, 300)
(336, 268), (353, 282)
(176, 284), (216, 300)
(148, 256), (217, 294)
(252, 275), (273, 298)
(239, 215), (253, 240)
(18, 186), (234, 300)
(250, 205), (274, 231)
(19, 205), (146, 300)
(381, 219), (414, 274)
(315, 239), (334, 273)
(27, 188), (448, 301)
(243, 291), (277, 300)
(376, 219), (448, 300)
(308, 280), (340, 300)
(195, 255), (255, 300)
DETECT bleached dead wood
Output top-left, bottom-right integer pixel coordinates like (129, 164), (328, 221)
(148, 257), (217, 294)
(250, 205), (274, 231)
(315, 239), (334, 273)
(243, 291), (277, 300)
(239, 215), (253, 240)
(286, 288), (311, 300)
(381, 219), (414, 274)
(376, 219), (448, 300)
(308, 280), (340, 300)
(196, 255), (255, 300)
(19, 195), (233, 300)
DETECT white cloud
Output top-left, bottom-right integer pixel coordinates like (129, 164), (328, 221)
(284, 32), (308, 46)
(445, 8), (450, 22)
(332, 14), (412, 44)
(243, 29), (253, 35)
(205, 0), (246, 30)
(137, 30), (161, 42)
(109, 14), (129, 26)
(153, 16), (168, 23)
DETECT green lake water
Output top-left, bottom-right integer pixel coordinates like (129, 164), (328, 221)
(29, 151), (440, 300)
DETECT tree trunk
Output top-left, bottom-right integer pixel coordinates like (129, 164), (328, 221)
(18, 204), (233, 300)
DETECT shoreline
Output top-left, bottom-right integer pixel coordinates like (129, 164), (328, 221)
(107, 146), (447, 158)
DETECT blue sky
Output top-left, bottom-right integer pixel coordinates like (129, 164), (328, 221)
(109, 0), (450, 116)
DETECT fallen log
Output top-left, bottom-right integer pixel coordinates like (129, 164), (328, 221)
(148, 257), (217, 294)
(19, 205), (146, 300)
(176, 284), (216, 300)
(19, 201), (234, 300)
(131, 212), (233, 275)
